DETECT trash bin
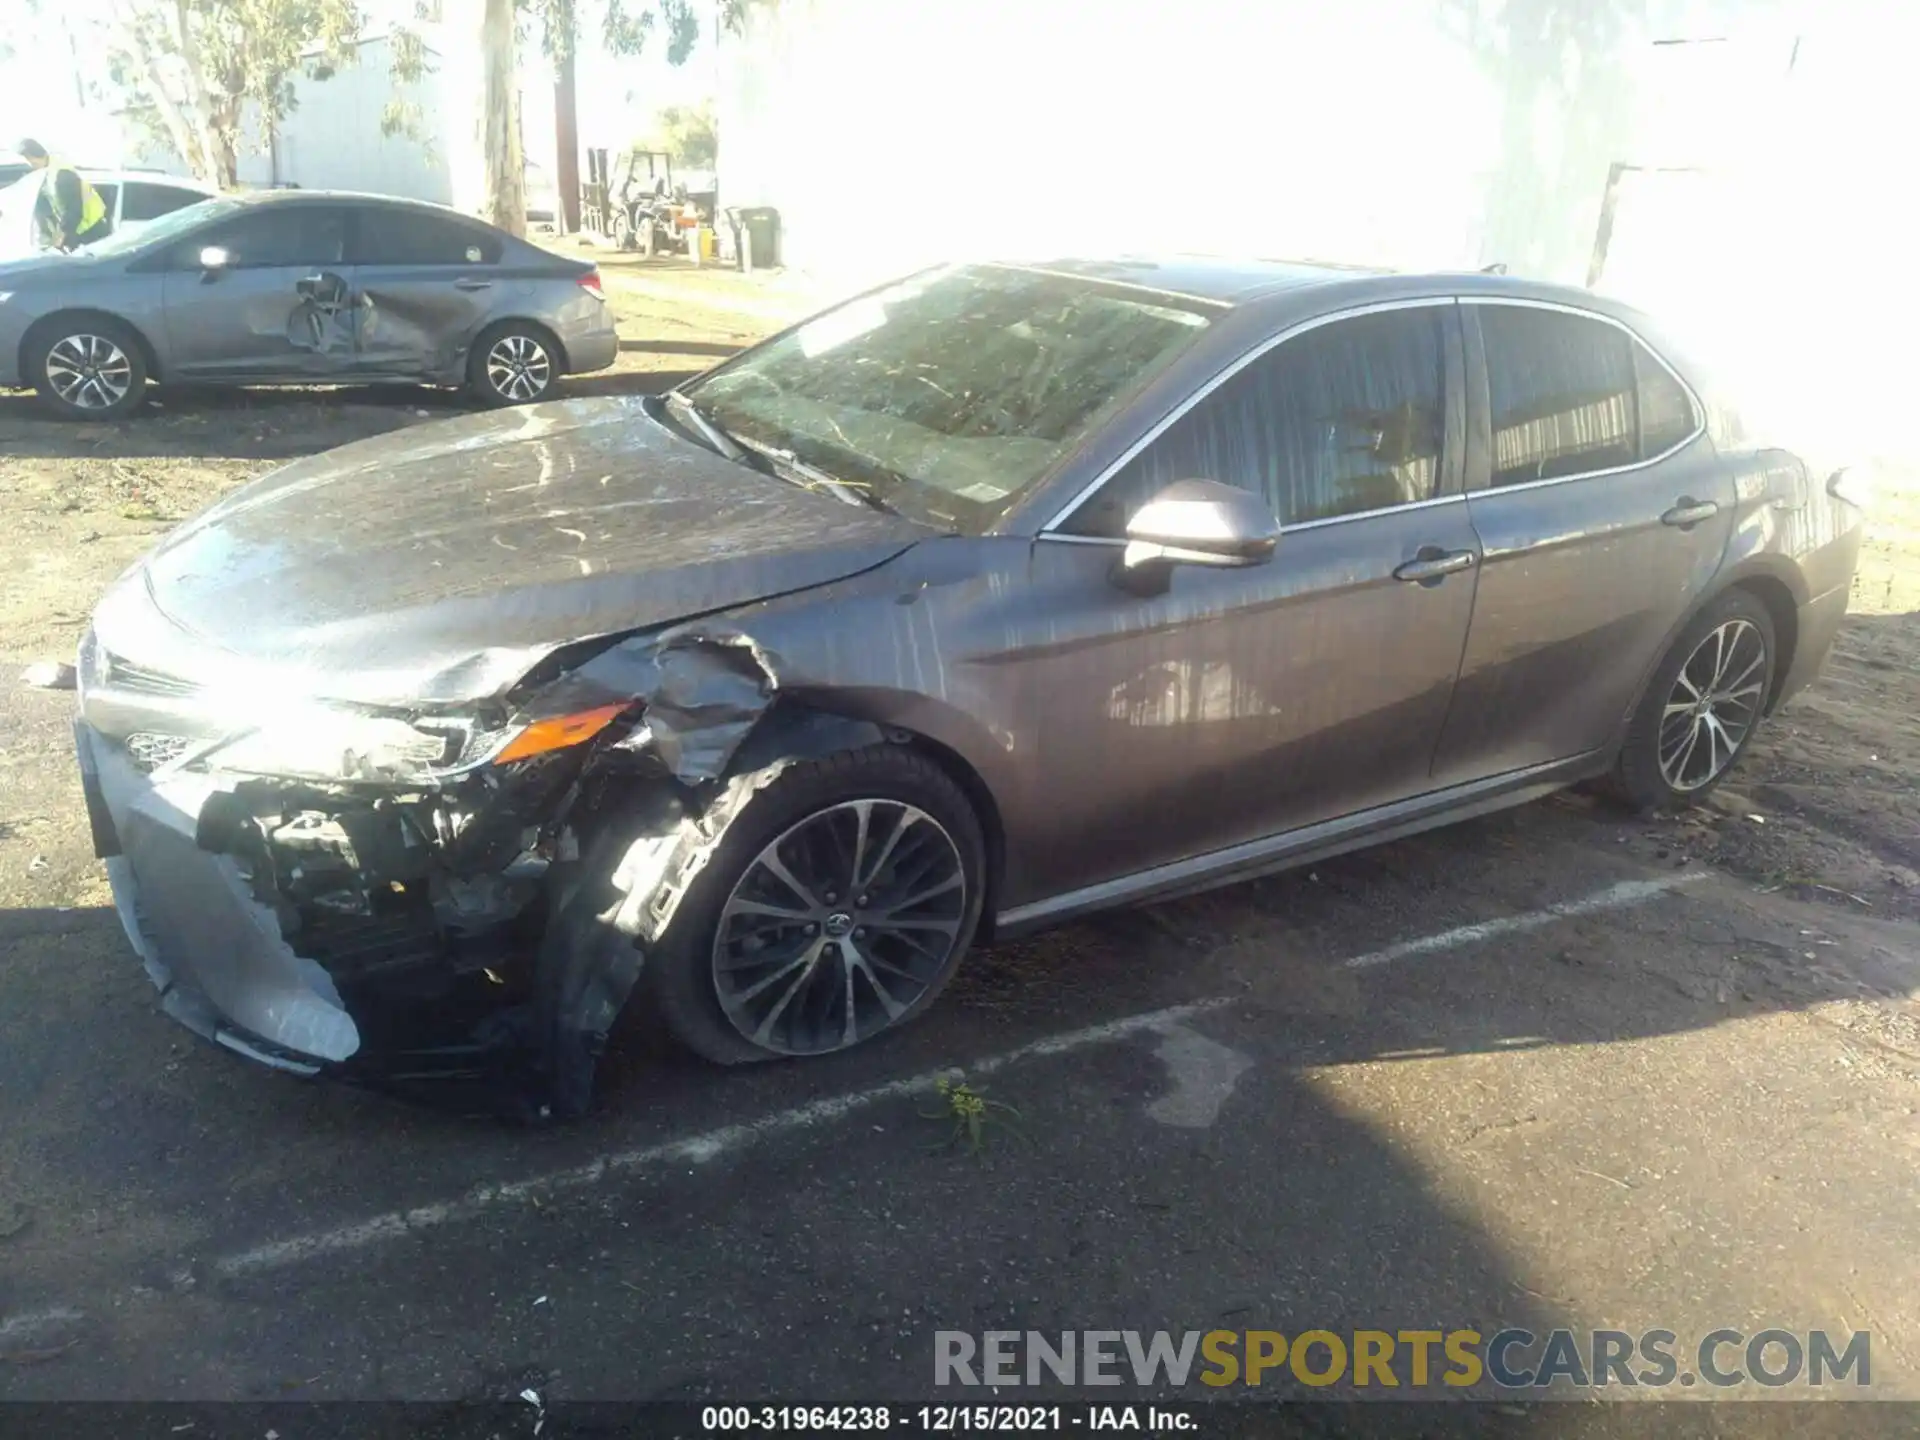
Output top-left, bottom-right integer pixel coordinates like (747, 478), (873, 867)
(736, 206), (781, 272)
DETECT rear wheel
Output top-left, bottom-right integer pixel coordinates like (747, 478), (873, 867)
(466, 321), (558, 407)
(30, 318), (148, 420)
(1611, 588), (1776, 811)
(645, 746), (987, 1065)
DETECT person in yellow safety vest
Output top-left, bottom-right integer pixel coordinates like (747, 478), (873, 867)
(16, 137), (111, 252)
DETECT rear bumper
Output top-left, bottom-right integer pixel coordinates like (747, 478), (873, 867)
(1774, 578), (1851, 710)
(560, 312), (619, 375)
(75, 719), (357, 1074)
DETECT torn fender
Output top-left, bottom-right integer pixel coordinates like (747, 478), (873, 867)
(522, 626), (889, 1115)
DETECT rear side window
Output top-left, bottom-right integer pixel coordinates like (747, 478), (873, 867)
(122, 181), (205, 223)
(1480, 306), (1698, 486)
(1063, 306), (1447, 535)
(355, 207), (502, 265)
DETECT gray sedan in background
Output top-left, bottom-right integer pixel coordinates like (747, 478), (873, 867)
(0, 190), (618, 418)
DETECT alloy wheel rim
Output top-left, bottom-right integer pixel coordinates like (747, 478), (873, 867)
(46, 334), (132, 410)
(1659, 617), (1767, 792)
(712, 799), (968, 1055)
(485, 334), (551, 402)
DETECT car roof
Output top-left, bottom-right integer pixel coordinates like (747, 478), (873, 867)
(1009, 255), (1393, 305)
(75, 169), (218, 190)
(225, 188), (481, 217)
(1004, 254), (1622, 315)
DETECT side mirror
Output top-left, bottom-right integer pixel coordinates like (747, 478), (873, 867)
(197, 245), (231, 272)
(1112, 479), (1280, 594)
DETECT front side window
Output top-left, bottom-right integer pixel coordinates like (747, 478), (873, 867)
(1480, 306), (1696, 487)
(355, 207), (502, 265)
(683, 264), (1216, 533)
(181, 207), (348, 268)
(1060, 306), (1447, 537)
(90, 195), (241, 257)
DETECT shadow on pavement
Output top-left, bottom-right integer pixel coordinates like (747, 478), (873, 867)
(617, 338), (741, 357)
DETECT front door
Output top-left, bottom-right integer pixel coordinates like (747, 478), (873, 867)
(346, 203), (505, 379)
(1020, 301), (1482, 901)
(1430, 299), (1736, 785)
(160, 205), (356, 380)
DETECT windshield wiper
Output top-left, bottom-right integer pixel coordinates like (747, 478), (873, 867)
(662, 390), (749, 463)
(728, 433), (898, 516)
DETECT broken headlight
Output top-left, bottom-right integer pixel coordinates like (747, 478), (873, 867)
(200, 702), (633, 785)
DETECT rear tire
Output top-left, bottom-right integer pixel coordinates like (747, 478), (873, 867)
(466, 321), (560, 408)
(1609, 588), (1777, 812)
(644, 746), (987, 1066)
(29, 317), (148, 421)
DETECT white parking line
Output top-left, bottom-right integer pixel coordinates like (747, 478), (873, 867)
(213, 997), (1236, 1280)
(1340, 872), (1710, 971)
(0, 869), (1713, 1331)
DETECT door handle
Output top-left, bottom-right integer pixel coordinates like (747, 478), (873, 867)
(1393, 548), (1477, 584)
(1661, 498), (1720, 528)
(453, 278), (494, 291)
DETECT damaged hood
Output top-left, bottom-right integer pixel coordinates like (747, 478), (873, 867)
(95, 397), (932, 706)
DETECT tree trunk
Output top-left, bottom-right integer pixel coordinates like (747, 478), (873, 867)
(109, 0), (207, 180)
(170, 0), (227, 186)
(554, 38), (581, 234)
(206, 111), (240, 190)
(478, 0), (526, 237)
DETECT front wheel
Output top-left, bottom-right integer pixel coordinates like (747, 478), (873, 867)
(644, 746), (987, 1065)
(466, 322), (559, 408)
(30, 318), (149, 420)
(1611, 588), (1777, 811)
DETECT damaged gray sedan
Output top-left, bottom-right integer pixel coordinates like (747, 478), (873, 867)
(74, 257), (1863, 1117)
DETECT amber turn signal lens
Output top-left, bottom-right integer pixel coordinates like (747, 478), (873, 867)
(491, 703), (628, 764)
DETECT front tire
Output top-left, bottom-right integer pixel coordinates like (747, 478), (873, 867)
(1611, 588), (1777, 811)
(466, 321), (559, 408)
(30, 318), (148, 420)
(645, 746), (987, 1065)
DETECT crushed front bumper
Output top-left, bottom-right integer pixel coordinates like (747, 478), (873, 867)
(74, 717), (621, 1120)
(77, 719), (357, 1077)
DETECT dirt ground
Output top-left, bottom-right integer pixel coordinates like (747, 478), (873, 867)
(2, 265), (1918, 1415)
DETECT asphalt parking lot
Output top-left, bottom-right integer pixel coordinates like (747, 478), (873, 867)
(2, 259), (1917, 1423)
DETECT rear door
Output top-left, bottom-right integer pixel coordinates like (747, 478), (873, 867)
(159, 204), (356, 380)
(345, 204), (506, 379)
(1429, 299), (1733, 785)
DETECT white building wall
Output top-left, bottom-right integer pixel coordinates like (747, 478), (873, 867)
(120, 35), (451, 203)
(718, 0), (1660, 290)
(722, 0), (1910, 463)
(267, 36), (452, 202)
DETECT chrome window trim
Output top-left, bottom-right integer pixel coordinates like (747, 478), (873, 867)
(1460, 295), (1708, 494)
(986, 261), (1236, 311)
(1041, 296), (1460, 536)
(1035, 490), (1469, 547)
